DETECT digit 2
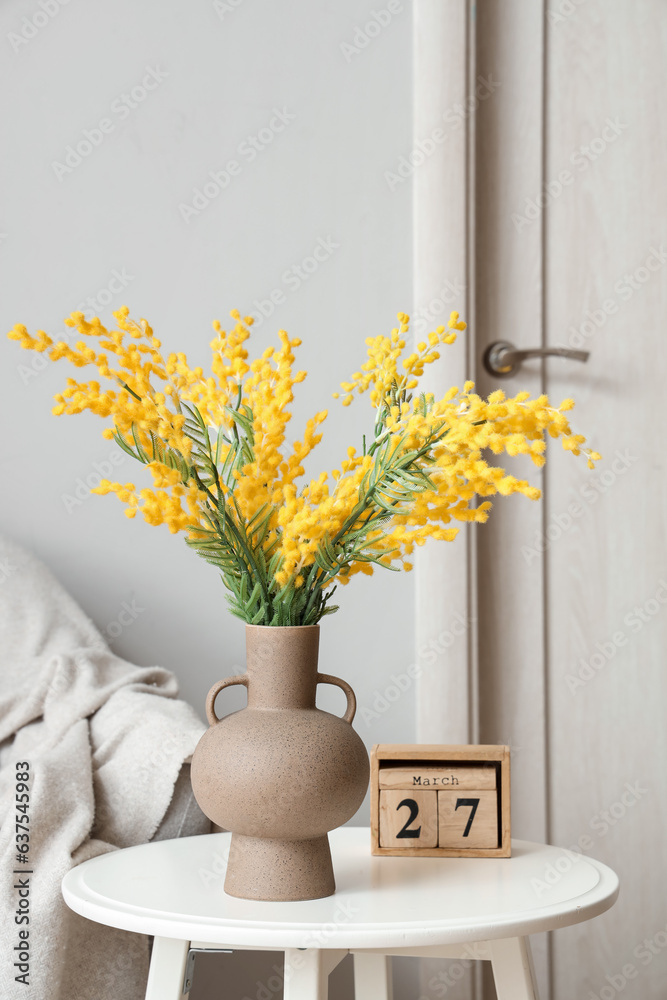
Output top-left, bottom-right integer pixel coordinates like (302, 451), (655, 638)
(455, 797), (480, 837)
(396, 798), (422, 839)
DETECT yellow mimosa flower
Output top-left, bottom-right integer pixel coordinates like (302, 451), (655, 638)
(7, 307), (597, 625)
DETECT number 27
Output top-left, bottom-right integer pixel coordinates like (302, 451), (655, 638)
(394, 795), (481, 840)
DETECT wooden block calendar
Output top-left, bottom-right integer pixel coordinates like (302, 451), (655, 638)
(370, 744), (511, 858)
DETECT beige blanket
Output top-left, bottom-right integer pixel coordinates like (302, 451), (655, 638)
(0, 535), (209, 999)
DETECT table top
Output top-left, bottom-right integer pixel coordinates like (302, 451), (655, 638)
(62, 828), (619, 949)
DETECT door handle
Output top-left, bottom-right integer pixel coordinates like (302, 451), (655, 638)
(483, 340), (590, 378)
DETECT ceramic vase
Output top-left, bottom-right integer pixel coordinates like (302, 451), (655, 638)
(191, 624), (369, 901)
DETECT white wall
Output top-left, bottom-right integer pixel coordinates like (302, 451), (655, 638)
(0, 0), (417, 758)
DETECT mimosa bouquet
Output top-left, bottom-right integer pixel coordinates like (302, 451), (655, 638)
(8, 308), (597, 626)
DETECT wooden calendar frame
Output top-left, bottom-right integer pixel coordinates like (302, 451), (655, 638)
(370, 744), (511, 858)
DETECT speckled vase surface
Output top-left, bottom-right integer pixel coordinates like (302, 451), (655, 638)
(190, 624), (369, 901)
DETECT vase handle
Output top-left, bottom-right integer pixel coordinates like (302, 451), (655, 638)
(205, 675), (248, 726)
(316, 673), (357, 725)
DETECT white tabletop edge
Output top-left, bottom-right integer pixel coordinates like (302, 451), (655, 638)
(61, 840), (620, 950)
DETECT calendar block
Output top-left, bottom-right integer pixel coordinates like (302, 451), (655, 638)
(370, 744), (511, 858)
(379, 765), (496, 791)
(379, 789), (438, 848)
(437, 789), (499, 849)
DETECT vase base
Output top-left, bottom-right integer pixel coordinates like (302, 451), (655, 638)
(224, 833), (336, 901)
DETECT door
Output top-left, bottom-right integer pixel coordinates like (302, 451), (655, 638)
(415, 2), (667, 999)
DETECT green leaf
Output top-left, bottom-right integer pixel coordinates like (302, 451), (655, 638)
(214, 425), (229, 466)
(113, 428), (139, 461)
(131, 424), (149, 463)
(320, 604), (340, 617)
(224, 405), (254, 436)
(250, 605), (266, 625)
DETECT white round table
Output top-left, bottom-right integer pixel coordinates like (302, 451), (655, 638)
(61, 827), (619, 1000)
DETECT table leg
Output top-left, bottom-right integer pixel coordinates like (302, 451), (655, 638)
(145, 937), (191, 1000)
(283, 949), (347, 1000)
(488, 937), (539, 1000)
(353, 953), (393, 1000)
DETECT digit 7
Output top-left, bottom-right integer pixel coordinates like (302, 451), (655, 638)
(455, 797), (480, 837)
